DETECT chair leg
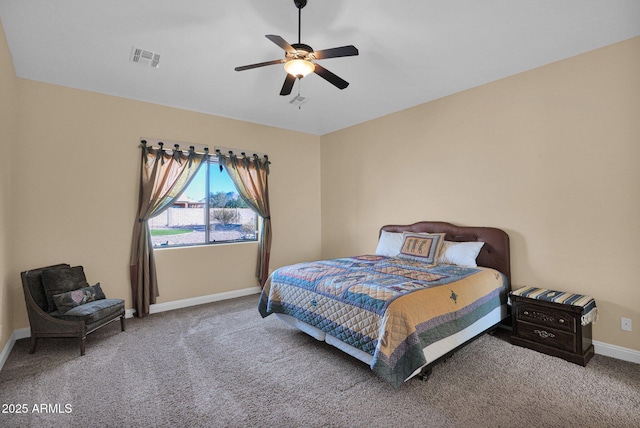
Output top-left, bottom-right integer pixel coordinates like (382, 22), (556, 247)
(120, 315), (126, 332)
(79, 336), (86, 356)
(29, 335), (37, 354)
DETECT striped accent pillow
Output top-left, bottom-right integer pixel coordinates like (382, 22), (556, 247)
(397, 232), (445, 264)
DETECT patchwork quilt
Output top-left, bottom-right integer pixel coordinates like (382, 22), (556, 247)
(259, 255), (508, 387)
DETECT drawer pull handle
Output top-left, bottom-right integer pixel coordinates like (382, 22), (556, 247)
(560, 319), (565, 323)
(534, 329), (555, 339)
(523, 311), (529, 315)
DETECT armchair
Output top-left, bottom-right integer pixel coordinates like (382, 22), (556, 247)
(21, 264), (125, 355)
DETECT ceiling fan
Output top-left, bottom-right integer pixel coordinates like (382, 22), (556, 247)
(234, 0), (359, 96)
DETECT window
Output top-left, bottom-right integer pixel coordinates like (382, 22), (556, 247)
(149, 159), (258, 248)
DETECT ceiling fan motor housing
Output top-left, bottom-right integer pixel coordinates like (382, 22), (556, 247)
(290, 43), (314, 59)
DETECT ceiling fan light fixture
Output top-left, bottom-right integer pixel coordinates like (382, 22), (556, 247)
(284, 59), (315, 78)
(234, 0), (358, 95)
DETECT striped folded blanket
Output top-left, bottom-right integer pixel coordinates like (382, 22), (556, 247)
(510, 287), (598, 326)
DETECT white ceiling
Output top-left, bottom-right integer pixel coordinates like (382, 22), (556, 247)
(1, 0), (639, 135)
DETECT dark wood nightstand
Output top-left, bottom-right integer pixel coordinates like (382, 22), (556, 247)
(510, 287), (596, 366)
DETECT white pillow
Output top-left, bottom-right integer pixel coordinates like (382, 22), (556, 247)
(375, 231), (404, 257)
(437, 241), (484, 267)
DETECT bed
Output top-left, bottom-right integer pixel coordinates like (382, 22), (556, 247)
(258, 221), (511, 387)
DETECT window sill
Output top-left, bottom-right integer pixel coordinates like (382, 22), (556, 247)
(154, 240), (259, 251)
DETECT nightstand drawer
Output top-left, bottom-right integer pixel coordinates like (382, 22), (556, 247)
(515, 303), (575, 332)
(515, 321), (575, 353)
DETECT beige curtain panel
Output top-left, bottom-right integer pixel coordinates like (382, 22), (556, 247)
(217, 150), (272, 288)
(130, 141), (207, 317)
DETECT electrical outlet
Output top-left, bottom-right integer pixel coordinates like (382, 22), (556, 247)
(621, 317), (632, 332)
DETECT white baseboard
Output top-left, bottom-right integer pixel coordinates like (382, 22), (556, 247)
(147, 286), (261, 315)
(0, 327), (30, 371)
(0, 287), (261, 371)
(593, 340), (640, 364)
(12, 327), (30, 340)
(4, 289), (638, 372)
(122, 287), (260, 318)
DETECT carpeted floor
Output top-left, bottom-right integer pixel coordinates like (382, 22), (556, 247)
(1, 294), (638, 428)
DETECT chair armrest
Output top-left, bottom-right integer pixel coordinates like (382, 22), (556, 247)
(22, 282), (85, 335)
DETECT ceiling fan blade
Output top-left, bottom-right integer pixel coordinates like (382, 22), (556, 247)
(280, 73), (296, 96)
(313, 64), (349, 90)
(234, 59), (285, 72)
(312, 45), (359, 60)
(265, 35), (295, 53)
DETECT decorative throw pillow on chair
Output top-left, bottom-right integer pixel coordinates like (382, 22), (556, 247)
(41, 266), (90, 312)
(52, 283), (106, 314)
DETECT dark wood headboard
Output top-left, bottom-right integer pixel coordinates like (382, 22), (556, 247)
(380, 221), (511, 288)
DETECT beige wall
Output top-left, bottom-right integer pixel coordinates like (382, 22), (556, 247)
(2, 13), (638, 357)
(5, 78), (321, 335)
(0, 20), (17, 351)
(321, 37), (640, 352)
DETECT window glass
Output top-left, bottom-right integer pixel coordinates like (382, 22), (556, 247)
(149, 160), (258, 248)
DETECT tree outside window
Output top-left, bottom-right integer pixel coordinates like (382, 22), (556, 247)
(148, 160), (258, 248)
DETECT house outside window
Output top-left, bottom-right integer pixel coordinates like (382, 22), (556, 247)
(149, 159), (258, 248)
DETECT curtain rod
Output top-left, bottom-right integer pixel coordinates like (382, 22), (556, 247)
(140, 138), (269, 159)
(214, 145), (268, 160)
